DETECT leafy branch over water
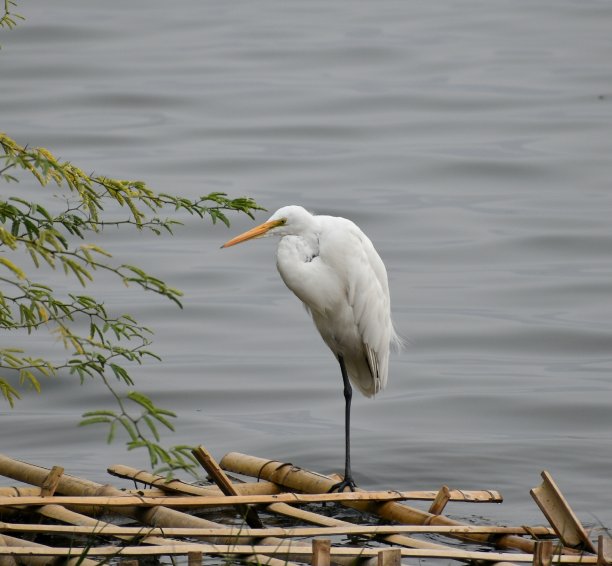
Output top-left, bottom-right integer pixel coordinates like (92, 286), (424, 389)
(0, 0), (24, 30)
(0, 132), (263, 475)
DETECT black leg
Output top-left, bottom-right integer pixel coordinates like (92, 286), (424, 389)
(329, 354), (357, 492)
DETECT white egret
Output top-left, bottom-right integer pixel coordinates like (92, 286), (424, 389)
(222, 205), (399, 491)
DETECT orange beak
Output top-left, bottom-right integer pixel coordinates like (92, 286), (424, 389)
(221, 219), (284, 248)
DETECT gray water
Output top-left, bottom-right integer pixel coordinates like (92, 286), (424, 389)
(2, 0), (612, 532)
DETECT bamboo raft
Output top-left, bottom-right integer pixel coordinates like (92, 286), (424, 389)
(0, 446), (610, 566)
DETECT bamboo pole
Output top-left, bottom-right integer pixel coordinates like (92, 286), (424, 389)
(191, 445), (264, 528)
(428, 485), (451, 515)
(312, 539), (331, 566)
(107, 465), (501, 502)
(105, 461), (511, 555)
(378, 548), (401, 566)
(218, 453), (556, 555)
(104, 463), (505, 553)
(0, 542), (602, 562)
(0, 521), (556, 538)
(0, 452), (252, 540)
(109, 463), (455, 552)
(39, 467), (63, 497)
(129, 460), (466, 562)
(0, 490), (503, 508)
(108, 465), (382, 566)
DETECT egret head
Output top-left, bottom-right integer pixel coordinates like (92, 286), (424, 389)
(221, 205), (314, 248)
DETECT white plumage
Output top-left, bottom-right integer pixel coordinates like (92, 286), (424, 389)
(272, 207), (397, 396)
(222, 205), (399, 490)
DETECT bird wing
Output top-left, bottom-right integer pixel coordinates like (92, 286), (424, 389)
(319, 218), (392, 396)
(274, 216), (394, 397)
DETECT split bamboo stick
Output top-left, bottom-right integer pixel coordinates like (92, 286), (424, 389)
(107, 464), (501, 502)
(0, 542), (602, 562)
(39, 467), (63, 497)
(0, 520), (556, 539)
(191, 445), (264, 528)
(531, 471), (595, 553)
(218, 452), (562, 555)
(0, 490), (502, 508)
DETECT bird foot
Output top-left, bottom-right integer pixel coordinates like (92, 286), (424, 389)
(328, 476), (357, 492)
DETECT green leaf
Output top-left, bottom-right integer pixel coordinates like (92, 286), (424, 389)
(143, 415), (161, 442)
(109, 363), (131, 384)
(82, 409), (118, 418)
(107, 420), (117, 444)
(0, 379), (21, 408)
(79, 416), (113, 426)
(0, 257), (26, 280)
(150, 412), (175, 432)
(127, 390), (156, 412)
(118, 416), (138, 442)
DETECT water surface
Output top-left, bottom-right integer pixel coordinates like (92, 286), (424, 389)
(1, 0), (612, 530)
